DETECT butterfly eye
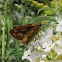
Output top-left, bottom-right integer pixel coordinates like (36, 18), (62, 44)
(39, 24), (42, 26)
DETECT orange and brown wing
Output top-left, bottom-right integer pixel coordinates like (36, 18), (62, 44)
(9, 24), (35, 40)
(9, 22), (42, 45)
(21, 23), (42, 45)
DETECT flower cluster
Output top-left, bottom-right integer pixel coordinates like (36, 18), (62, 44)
(22, 14), (62, 62)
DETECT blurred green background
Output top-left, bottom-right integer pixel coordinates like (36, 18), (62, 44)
(0, 0), (62, 62)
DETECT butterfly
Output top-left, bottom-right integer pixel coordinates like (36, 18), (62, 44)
(9, 22), (42, 45)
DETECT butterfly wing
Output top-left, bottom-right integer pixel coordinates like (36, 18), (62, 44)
(9, 24), (35, 40)
(21, 23), (42, 45)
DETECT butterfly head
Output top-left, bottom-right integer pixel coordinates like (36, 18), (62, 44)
(39, 24), (42, 26)
(37, 22), (42, 27)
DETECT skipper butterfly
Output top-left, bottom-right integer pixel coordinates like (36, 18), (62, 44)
(9, 22), (42, 45)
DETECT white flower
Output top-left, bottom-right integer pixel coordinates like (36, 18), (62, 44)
(42, 42), (50, 48)
(55, 16), (62, 25)
(22, 47), (32, 60)
(9, 39), (14, 44)
(29, 51), (47, 62)
(55, 15), (62, 32)
(22, 50), (42, 62)
(38, 28), (54, 52)
(56, 24), (62, 32)
(31, 40), (40, 48)
(44, 43), (55, 52)
(40, 60), (45, 62)
(42, 55), (46, 59)
(14, 4), (19, 7)
(55, 39), (62, 46)
(54, 39), (62, 55)
(22, 47), (47, 62)
(37, 46), (43, 51)
(39, 28), (53, 45)
(29, 51), (42, 62)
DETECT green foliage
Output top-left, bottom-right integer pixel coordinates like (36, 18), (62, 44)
(37, 7), (56, 15)
(47, 50), (57, 60)
(43, 0), (51, 6)
(5, 48), (24, 59)
(0, 0), (62, 62)
(32, 16), (56, 24)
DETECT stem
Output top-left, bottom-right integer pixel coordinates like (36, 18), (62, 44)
(2, 18), (5, 62)
(2, 0), (8, 62)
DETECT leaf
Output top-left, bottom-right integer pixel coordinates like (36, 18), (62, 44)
(6, 19), (11, 32)
(47, 51), (57, 60)
(43, 0), (51, 6)
(37, 7), (56, 15)
(6, 19), (11, 48)
(47, 16), (56, 21)
(32, 16), (56, 23)
(0, 49), (1, 58)
(5, 48), (24, 59)
(0, 22), (3, 30)
(9, 50), (24, 56)
(58, 6), (62, 13)
(5, 49), (15, 59)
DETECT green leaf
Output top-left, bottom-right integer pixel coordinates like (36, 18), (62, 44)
(9, 50), (24, 56)
(6, 19), (11, 32)
(37, 7), (56, 15)
(32, 16), (56, 23)
(47, 16), (56, 21)
(58, 6), (62, 13)
(6, 48), (24, 59)
(5, 49), (15, 59)
(6, 19), (11, 48)
(43, 0), (51, 6)
(47, 51), (57, 60)
(0, 22), (3, 29)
